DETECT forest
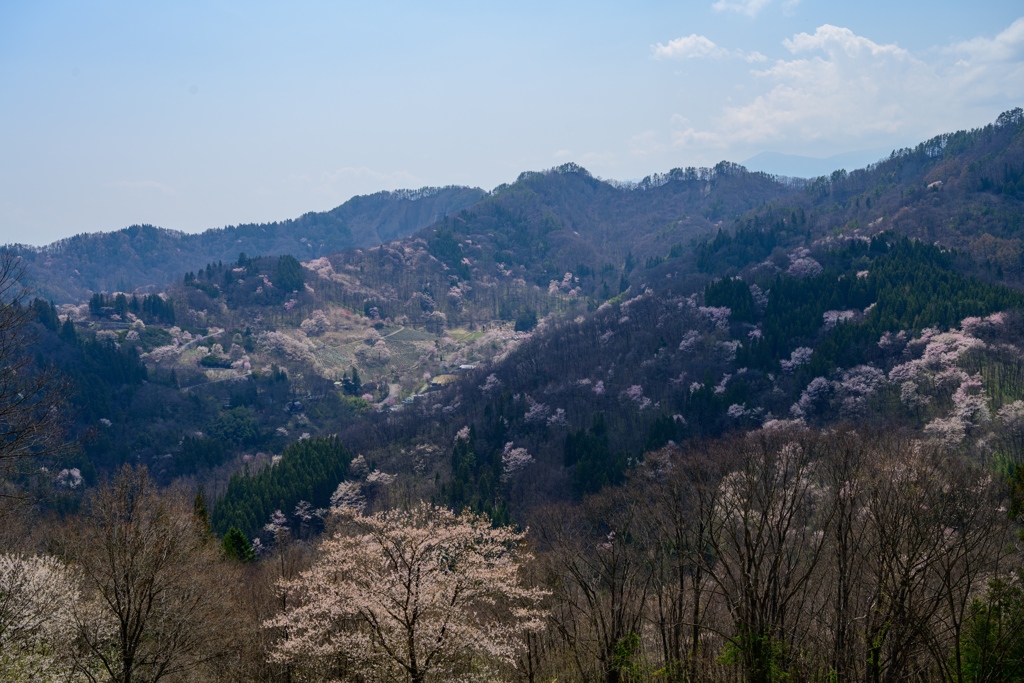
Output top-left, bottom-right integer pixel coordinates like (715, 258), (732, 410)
(1, 110), (1024, 682)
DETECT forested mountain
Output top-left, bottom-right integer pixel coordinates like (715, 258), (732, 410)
(695, 108), (1024, 283)
(6, 185), (486, 302)
(35, 109), (1024, 529)
(7, 109), (1024, 683)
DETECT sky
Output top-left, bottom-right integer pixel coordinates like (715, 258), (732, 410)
(1, 1), (1022, 246)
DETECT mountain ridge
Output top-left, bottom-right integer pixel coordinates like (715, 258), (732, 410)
(8, 185), (487, 303)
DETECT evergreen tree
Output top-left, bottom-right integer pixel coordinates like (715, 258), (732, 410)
(59, 318), (77, 345)
(222, 527), (256, 563)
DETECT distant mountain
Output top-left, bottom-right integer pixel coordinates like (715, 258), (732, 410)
(727, 107), (1024, 284)
(743, 148), (891, 179)
(8, 185), (487, 302)
(290, 161), (803, 329)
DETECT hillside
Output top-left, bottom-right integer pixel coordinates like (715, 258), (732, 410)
(28, 109), (1024, 537)
(698, 108), (1024, 283)
(7, 185), (486, 303)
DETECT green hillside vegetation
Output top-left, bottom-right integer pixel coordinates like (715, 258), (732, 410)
(211, 436), (353, 537)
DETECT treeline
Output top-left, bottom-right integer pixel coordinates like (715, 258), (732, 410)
(27, 297), (317, 482)
(11, 185), (486, 303)
(7, 426), (1023, 683)
(212, 436), (354, 536)
(700, 108), (1024, 285)
(520, 426), (1024, 683)
(183, 253), (308, 309)
(729, 236), (1024, 375)
(87, 291), (176, 324)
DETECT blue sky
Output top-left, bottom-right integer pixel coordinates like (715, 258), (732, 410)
(1, 1), (1022, 245)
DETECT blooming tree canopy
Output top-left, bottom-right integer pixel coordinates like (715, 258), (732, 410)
(266, 503), (548, 683)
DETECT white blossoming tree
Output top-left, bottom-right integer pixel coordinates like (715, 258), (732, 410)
(266, 503), (547, 683)
(0, 554), (80, 681)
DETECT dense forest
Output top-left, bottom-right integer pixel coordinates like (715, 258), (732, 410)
(2, 110), (1024, 682)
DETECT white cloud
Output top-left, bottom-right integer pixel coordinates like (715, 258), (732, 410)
(944, 17), (1024, 106)
(782, 24), (910, 59)
(653, 34), (728, 60)
(670, 20), (1024, 154)
(712, 0), (773, 18)
(950, 16), (1024, 62)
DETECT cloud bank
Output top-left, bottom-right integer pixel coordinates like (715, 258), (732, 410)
(669, 19), (1024, 154)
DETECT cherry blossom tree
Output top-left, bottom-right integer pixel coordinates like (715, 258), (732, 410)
(501, 442), (534, 479)
(266, 503), (547, 683)
(0, 553), (80, 681)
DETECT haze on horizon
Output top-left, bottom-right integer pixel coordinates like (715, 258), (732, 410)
(1, 0), (1022, 246)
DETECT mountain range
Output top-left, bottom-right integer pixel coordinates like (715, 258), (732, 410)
(7, 185), (486, 302)
(14, 107), (1024, 532)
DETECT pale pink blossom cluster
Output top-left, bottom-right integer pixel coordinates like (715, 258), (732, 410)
(878, 330), (909, 353)
(624, 385), (652, 410)
(950, 375), (990, 426)
(750, 284), (769, 310)
(900, 381), (931, 409)
(365, 470), (397, 487)
(669, 371), (688, 386)
(836, 365), (885, 417)
(303, 257), (343, 282)
(718, 339), (741, 362)
(258, 331), (315, 364)
(822, 310), (857, 331)
(330, 480), (366, 513)
(727, 403), (750, 419)
(502, 442), (534, 478)
(961, 312), (1005, 333)
(523, 396), (551, 423)
(780, 347), (814, 373)
(300, 309), (330, 336)
(547, 408), (568, 427)
(265, 504), (548, 681)
(924, 417), (967, 447)
(787, 256), (823, 278)
(479, 373), (503, 393)
(679, 330), (701, 352)
(888, 328), (985, 388)
(997, 400), (1024, 428)
(698, 306), (731, 330)
(0, 553), (82, 678)
(55, 468), (82, 489)
(791, 377), (832, 418)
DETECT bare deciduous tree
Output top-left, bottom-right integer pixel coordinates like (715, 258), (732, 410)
(541, 489), (654, 683)
(0, 252), (71, 483)
(62, 466), (233, 683)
